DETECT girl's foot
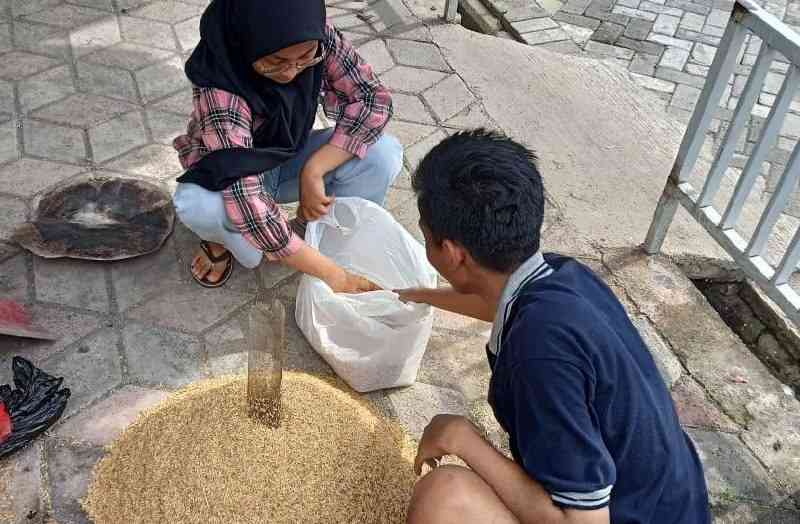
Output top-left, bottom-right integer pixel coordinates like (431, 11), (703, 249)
(191, 241), (233, 288)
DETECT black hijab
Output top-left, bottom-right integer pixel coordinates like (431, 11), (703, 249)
(177, 0), (326, 191)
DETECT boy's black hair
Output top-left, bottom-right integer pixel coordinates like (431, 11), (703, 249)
(412, 128), (544, 273)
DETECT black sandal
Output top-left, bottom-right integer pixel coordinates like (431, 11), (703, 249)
(191, 241), (233, 288)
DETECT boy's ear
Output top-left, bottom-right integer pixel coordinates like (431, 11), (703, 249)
(441, 238), (467, 270)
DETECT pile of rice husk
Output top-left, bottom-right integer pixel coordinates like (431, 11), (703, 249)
(84, 372), (418, 524)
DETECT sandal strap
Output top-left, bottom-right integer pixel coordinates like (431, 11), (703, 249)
(199, 241), (231, 264)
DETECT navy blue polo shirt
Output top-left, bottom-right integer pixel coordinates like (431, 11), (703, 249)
(487, 253), (709, 523)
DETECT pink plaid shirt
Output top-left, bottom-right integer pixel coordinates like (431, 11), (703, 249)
(174, 23), (393, 260)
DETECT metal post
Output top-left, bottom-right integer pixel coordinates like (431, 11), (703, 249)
(444, 0), (459, 22)
(644, 182), (680, 255)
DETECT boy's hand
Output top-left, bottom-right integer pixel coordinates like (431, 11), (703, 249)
(414, 414), (480, 475)
(394, 288), (431, 304)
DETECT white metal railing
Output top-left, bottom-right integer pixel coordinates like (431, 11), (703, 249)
(444, 0), (459, 22)
(645, 0), (800, 324)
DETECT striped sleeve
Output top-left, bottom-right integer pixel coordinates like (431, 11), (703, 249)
(320, 23), (393, 158)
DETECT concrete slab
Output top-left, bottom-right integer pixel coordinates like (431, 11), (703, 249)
(45, 441), (104, 524)
(0, 443), (43, 524)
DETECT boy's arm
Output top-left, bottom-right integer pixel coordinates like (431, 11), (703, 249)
(395, 287), (494, 322)
(416, 415), (609, 524)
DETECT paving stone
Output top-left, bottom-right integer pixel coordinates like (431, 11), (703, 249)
(591, 21), (625, 43)
(630, 72), (677, 93)
(666, 0), (711, 15)
(685, 62), (710, 76)
(122, 322), (205, 388)
(584, 40), (635, 60)
(205, 311), (248, 376)
(386, 39), (450, 72)
(540, 39), (586, 54)
(0, 443), (42, 523)
(119, 15), (178, 50)
(88, 111), (147, 162)
(616, 36), (665, 55)
(671, 375), (739, 431)
(174, 15), (201, 52)
(707, 7), (730, 27)
(13, 21), (70, 60)
(392, 192), (424, 244)
(674, 27), (720, 45)
(72, 0), (115, 11)
(153, 90), (192, 114)
(385, 381), (467, 439)
(629, 51), (660, 75)
(385, 185), (415, 212)
(504, 5), (551, 20)
(511, 16), (559, 33)
(653, 13), (681, 35)
(552, 11), (602, 29)
(46, 442), (104, 524)
(611, 5), (658, 21)
(379, 65), (446, 93)
(110, 243), (182, 312)
(385, 119), (439, 147)
(69, 15), (121, 57)
(33, 93), (138, 128)
(82, 42), (175, 71)
(418, 331), (490, 403)
(690, 42), (716, 66)
(34, 257), (109, 313)
(55, 385), (169, 446)
(0, 157), (83, 197)
(712, 503), (800, 524)
(421, 74), (475, 122)
(281, 305), (333, 374)
(76, 60), (138, 102)
(391, 92), (436, 124)
(688, 429), (788, 505)
(0, 194), (26, 241)
(586, 5), (632, 25)
(0, 253), (28, 303)
(126, 280), (251, 333)
(681, 11), (706, 32)
(0, 118), (18, 164)
(357, 39), (395, 75)
(640, 0), (685, 16)
(21, 3), (106, 29)
(559, 22), (595, 46)
(655, 66), (706, 87)
(18, 65), (76, 113)
(0, 51), (61, 81)
(625, 17), (654, 39)
(648, 31), (694, 49)
(128, 0), (204, 23)
(702, 23), (725, 37)
(0, 22), (10, 54)
(522, 27), (570, 45)
(43, 329), (123, 416)
(660, 46), (690, 69)
(103, 143), (183, 179)
(23, 120), (87, 163)
(405, 128), (448, 171)
(134, 56), (188, 103)
(0, 79), (13, 115)
(445, 104), (496, 129)
(145, 108), (187, 145)
(255, 258), (296, 290)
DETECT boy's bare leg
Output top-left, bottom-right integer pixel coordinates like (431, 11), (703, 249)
(407, 466), (519, 524)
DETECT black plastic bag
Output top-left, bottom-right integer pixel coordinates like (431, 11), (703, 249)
(0, 357), (70, 459)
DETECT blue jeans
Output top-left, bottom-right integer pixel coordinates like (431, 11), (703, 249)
(173, 129), (403, 268)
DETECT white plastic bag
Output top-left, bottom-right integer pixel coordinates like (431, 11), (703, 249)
(296, 197), (438, 392)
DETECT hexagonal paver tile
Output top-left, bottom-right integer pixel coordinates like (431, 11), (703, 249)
(391, 92), (436, 125)
(0, 305), (104, 367)
(328, 8), (375, 33)
(392, 190), (424, 244)
(76, 60), (138, 102)
(33, 93), (138, 128)
(357, 39), (394, 75)
(0, 118), (18, 164)
(205, 313), (247, 376)
(0, 443), (43, 522)
(386, 381), (467, 439)
(422, 74), (476, 122)
(11, 0), (61, 18)
(174, 15), (201, 52)
(23, 119), (87, 163)
(0, 157), (83, 197)
(88, 111), (147, 162)
(103, 143), (182, 179)
(405, 128), (448, 169)
(445, 103), (495, 129)
(146, 108), (187, 145)
(82, 41), (175, 71)
(21, 3), (106, 29)
(385, 185), (414, 211)
(134, 57), (188, 103)
(0, 22), (12, 54)
(69, 15), (121, 57)
(116, 0), (151, 9)
(111, 241), (182, 311)
(42, 328), (123, 416)
(129, 0), (205, 23)
(126, 280), (251, 333)
(70, 0), (114, 11)
(0, 253), (28, 302)
(46, 441), (104, 523)
(0, 51), (61, 81)
(0, 194), (27, 241)
(34, 257), (110, 312)
(119, 15), (178, 50)
(386, 39), (450, 72)
(379, 65), (446, 93)
(418, 331), (491, 403)
(122, 322), (205, 387)
(18, 65), (76, 112)
(55, 385), (169, 446)
(152, 89), (192, 114)
(0, 79), (14, 114)
(13, 20), (70, 59)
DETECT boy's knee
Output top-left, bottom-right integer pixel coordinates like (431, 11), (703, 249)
(407, 466), (477, 524)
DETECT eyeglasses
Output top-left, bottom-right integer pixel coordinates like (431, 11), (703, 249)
(254, 55), (323, 76)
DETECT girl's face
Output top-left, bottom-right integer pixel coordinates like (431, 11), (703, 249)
(252, 40), (320, 84)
